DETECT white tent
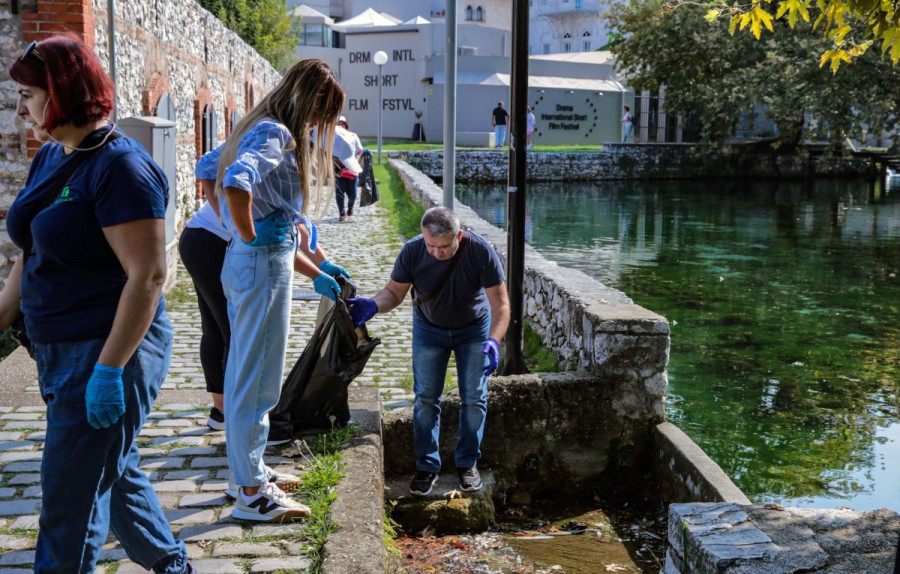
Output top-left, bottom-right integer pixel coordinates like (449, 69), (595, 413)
(290, 3), (334, 26)
(402, 15), (430, 25)
(332, 7), (400, 29)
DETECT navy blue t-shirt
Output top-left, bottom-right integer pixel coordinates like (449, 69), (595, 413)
(6, 127), (168, 344)
(390, 231), (505, 329)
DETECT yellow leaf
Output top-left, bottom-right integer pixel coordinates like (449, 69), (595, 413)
(775, 1), (789, 18)
(729, 13), (741, 35)
(705, 9), (721, 22)
(740, 12), (752, 31)
(750, 13), (763, 38)
(833, 24), (851, 44)
(756, 6), (775, 32)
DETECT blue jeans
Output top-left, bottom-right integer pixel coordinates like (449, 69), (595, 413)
(334, 175), (358, 215)
(494, 125), (507, 148)
(221, 233), (297, 487)
(33, 313), (188, 574)
(412, 314), (490, 473)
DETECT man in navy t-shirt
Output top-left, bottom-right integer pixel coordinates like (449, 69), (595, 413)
(347, 207), (510, 496)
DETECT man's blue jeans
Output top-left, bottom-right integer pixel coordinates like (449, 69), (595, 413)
(412, 314), (490, 473)
(221, 233), (297, 487)
(33, 313), (188, 574)
(494, 125), (507, 148)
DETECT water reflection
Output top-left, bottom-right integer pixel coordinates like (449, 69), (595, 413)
(457, 178), (900, 511)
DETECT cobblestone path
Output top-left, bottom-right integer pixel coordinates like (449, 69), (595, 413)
(0, 200), (428, 572)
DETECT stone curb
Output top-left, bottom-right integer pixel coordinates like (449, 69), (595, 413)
(321, 387), (384, 574)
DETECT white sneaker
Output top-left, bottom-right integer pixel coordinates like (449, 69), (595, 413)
(225, 465), (302, 500)
(232, 483), (310, 523)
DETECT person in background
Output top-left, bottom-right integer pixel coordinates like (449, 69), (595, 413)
(621, 105), (634, 143)
(333, 116), (363, 222)
(526, 106), (536, 150)
(346, 207), (510, 496)
(491, 101), (509, 149)
(178, 158), (230, 431)
(0, 35), (191, 573)
(215, 58), (351, 522)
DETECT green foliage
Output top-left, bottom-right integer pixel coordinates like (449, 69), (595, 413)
(383, 501), (403, 572)
(696, 0), (895, 69)
(0, 335), (18, 363)
(606, 0), (900, 150)
(197, 0), (298, 69)
(522, 322), (560, 372)
(373, 164), (426, 239)
(294, 424), (359, 571)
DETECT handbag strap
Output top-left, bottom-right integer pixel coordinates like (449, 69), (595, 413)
(412, 232), (468, 307)
(21, 131), (122, 261)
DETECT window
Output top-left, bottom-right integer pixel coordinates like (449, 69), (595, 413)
(297, 24), (331, 47)
(475, 6), (483, 20)
(543, 43), (550, 54)
(202, 104), (217, 154)
(155, 93), (175, 122)
(465, 5), (473, 20)
(575, 0), (582, 8)
(563, 33), (571, 53)
(582, 31), (591, 52)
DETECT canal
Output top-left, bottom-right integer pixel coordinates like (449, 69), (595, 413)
(457, 177), (900, 512)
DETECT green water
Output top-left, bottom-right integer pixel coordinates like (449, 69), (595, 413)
(457, 178), (900, 512)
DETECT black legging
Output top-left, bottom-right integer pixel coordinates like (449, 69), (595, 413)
(177, 227), (230, 394)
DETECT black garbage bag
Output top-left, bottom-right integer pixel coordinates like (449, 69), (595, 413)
(358, 149), (379, 207)
(269, 278), (380, 435)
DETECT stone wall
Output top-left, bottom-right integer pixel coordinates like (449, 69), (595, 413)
(395, 144), (876, 182)
(0, 0), (280, 285)
(666, 502), (900, 573)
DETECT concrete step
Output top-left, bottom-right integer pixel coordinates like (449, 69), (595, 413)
(385, 470), (496, 535)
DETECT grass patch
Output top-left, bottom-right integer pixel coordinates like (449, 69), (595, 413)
(373, 163), (425, 240)
(522, 322), (560, 372)
(383, 501), (402, 573)
(293, 423), (360, 573)
(163, 282), (195, 309)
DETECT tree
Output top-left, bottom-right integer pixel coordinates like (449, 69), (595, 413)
(694, 0), (900, 71)
(198, 0), (298, 70)
(605, 0), (900, 150)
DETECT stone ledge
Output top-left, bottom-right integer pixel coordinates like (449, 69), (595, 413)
(321, 387), (384, 574)
(666, 502), (900, 573)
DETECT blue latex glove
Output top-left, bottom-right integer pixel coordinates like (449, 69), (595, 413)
(243, 212), (291, 247)
(346, 298), (378, 327)
(86, 363), (125, 429)
(319, 259), (351, 279)
(482, 338), (500, 376)
(313, 273), (340, 301)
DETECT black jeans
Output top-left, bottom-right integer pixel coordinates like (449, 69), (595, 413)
(178, 227), (230, 394)
(334, 175), (358, 215)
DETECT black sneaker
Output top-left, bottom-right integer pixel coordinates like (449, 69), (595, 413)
(266, 426), (292, 447)
(457, 466), (483, 492)
(206, 407), (225, 431)
(409, 471), (438, 496)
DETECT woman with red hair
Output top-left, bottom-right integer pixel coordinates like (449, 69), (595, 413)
(0, 35), (191, 573)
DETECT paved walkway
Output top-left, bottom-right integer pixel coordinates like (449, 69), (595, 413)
(0, 199), (422, 572)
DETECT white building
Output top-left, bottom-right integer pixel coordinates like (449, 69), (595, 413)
(289, 2), (633, 143)
(530, 0), (609, 56)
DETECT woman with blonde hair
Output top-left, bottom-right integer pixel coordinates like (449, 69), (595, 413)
(215, 58), (351, 522)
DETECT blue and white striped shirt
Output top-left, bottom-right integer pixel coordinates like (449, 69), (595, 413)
(204, 118), (317, 249)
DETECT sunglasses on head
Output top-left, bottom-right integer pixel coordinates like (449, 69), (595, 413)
(21, 40), (43, 62)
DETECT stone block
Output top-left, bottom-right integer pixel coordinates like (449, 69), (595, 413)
(178, 524), (244, 541)
(0, 500), (40, 516)
(249, 557), (312, 572)
(211, 542), (281, 557)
